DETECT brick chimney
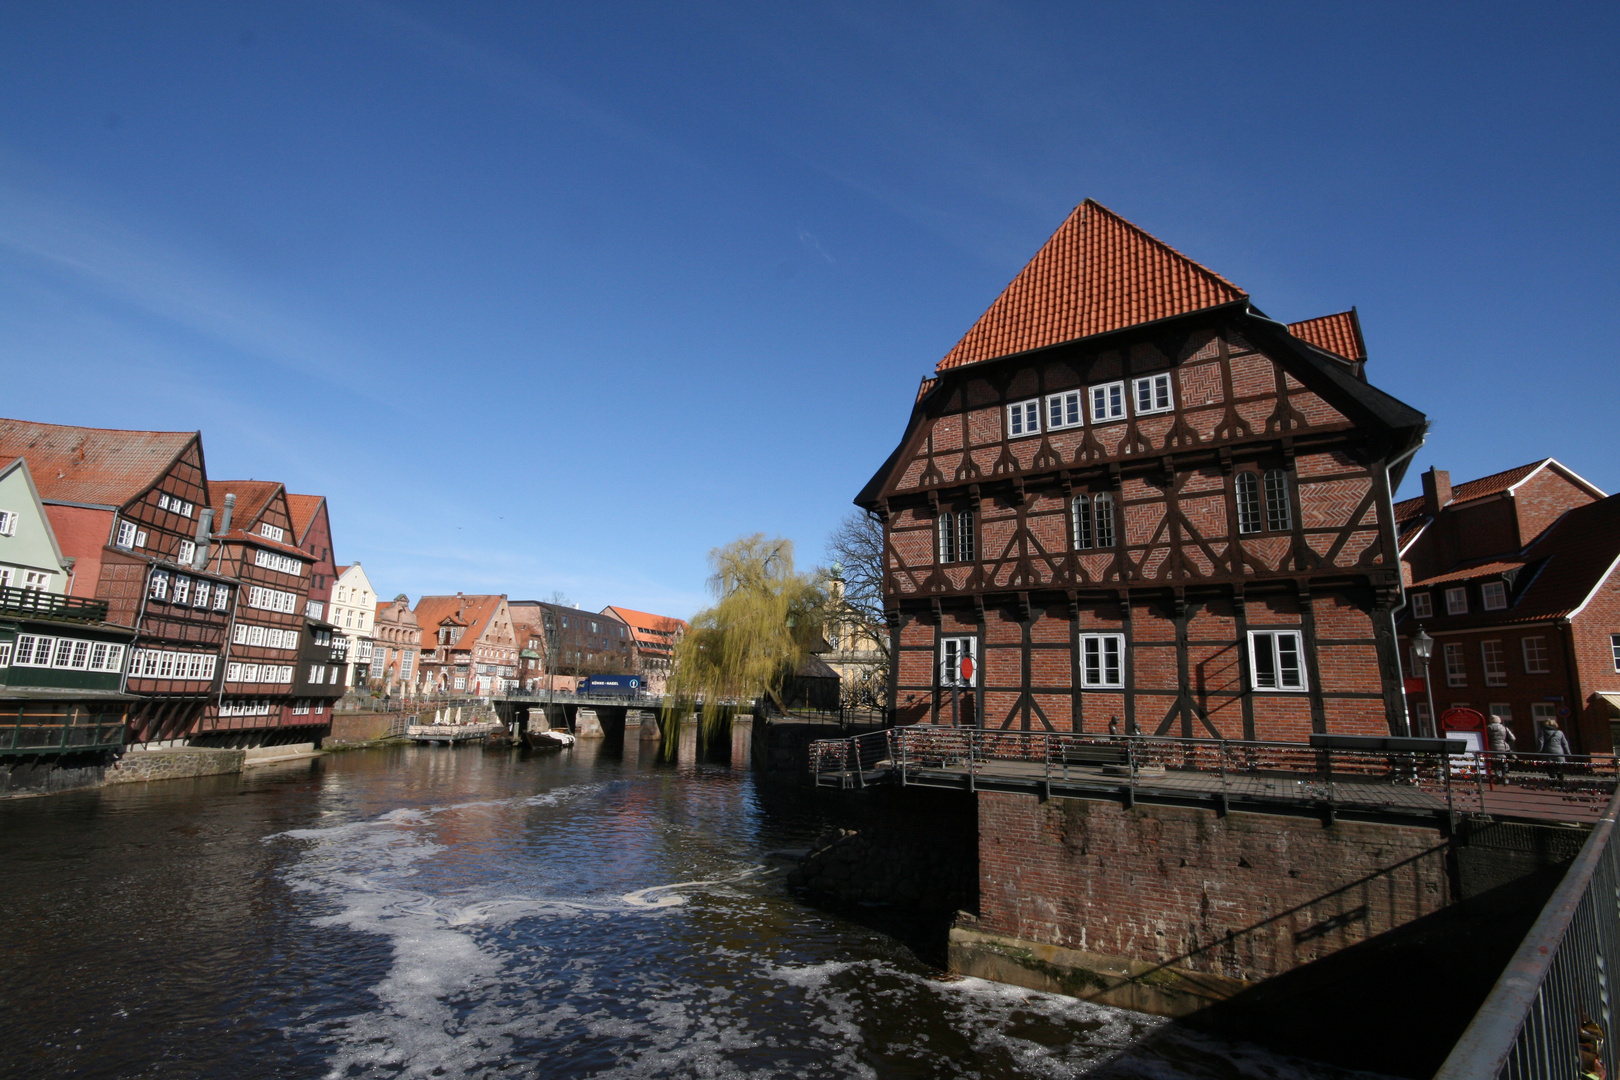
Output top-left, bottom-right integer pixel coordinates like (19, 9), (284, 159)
(1421, 467), (1452, 515)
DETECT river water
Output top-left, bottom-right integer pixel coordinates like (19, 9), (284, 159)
(0, 742), (1364, 1079)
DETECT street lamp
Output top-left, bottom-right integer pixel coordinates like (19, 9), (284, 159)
(1411, 626), (1438, 738)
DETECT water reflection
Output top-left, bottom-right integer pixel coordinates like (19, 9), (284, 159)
(0, 745), (1370, 1079)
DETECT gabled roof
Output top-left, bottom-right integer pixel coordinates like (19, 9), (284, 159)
(0, 457), (71, 572)
(935, 200), (1248, 372)
(412, 594), (508, 651)
(207, 480), (281, 530)
(0, 418), (198, 508)
(1287, 310), (1366, 362)
(602, 605), (688, 647)
(1393, 459), (1608, 525)
(285, 494), (326, 546)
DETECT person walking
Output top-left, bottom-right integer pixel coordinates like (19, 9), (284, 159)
(1538, 717), (1571, 784)
(1486, 714), (1516, 783)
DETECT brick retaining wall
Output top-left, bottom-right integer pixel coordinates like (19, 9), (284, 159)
(105, 747), (246, 784)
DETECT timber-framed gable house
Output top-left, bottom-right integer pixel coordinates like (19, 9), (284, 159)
(857, 201), (1428, 742)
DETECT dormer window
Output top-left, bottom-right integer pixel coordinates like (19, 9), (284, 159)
(259, 523), (285, 543)
(1132, 374), (1173, 415)
(1006, 399), (1040, 438)
(1445, 587), (1468, 615)
(1411, 592), (1433, 619)
(1045, 390), (1083, 431)
(1481, 581), (1508, 611)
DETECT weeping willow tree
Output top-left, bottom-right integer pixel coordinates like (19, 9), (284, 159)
(661, 534), (826, 756)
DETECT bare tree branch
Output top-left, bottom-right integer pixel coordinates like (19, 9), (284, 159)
(825, 510), (887, 658)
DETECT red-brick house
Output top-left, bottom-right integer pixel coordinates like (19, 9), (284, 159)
(1394, 460), (1619, 752)
(602, 606), (686, 695)
(856, 201), (1428, 741)
(198, 480), (343, 741)
(287, 493), (337, 621)
(0, 419), (235, 744)
(414, 594), (517, 696)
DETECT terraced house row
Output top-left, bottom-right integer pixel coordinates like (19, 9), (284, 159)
(0, 419), (351, 767)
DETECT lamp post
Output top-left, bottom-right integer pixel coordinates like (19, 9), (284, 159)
(1411, 626), (1437, 738)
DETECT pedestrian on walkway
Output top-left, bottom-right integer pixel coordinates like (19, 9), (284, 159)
(1486, 714), (1516, 782)
(1538, 717), (1571, 784)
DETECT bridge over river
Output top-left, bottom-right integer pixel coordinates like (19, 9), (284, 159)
(808, 724), (1620, 1078)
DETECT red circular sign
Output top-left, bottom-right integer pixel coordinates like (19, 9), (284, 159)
(1441, 707), (1485, 731)
(960, 656), (974, 683)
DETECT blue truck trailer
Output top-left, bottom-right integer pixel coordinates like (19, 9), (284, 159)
(578, 674), (642, 698)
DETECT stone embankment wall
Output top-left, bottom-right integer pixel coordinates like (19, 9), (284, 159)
(787, 788), (977, 912)
(327, 711), (410, 746)
(104, 747), (246, 784)
(0, 755), (111, 796)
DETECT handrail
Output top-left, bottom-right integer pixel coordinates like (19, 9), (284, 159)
(1435, 790), (1620, 1080)
(0, 586), (109, 623)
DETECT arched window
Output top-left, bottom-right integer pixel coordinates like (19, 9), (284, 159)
(1264, 469), (1292, 532)
(1072, 494), (1092, 550)
(1093, 493), (1115, 549)
(1235, 472), (1262, 534)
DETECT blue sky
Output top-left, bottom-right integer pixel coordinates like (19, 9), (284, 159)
(2, 2), (1615, 618)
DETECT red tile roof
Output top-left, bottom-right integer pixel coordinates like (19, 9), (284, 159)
(935, 200), (1247, 372)
(1287, 310), (1365, 362)
(0, 418), (198, 508)
(207, 480), (281, 530)
(285, 493), (326, 546)
(1394, 460), (1560, 524)
(602, 606), (687, 649)
(1409, 559), (1528, 589)
(413, 594), (507, 652)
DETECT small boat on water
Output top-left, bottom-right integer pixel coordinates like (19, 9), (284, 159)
(532, 729), (576, 750)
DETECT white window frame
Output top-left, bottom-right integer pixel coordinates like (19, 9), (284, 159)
(1044, 390), (1084, 431)
(1612, 633), (1620, 673)
(116, 520), (137, 549)
(1481, 581), (1508, 611)
(177, 539), (196, 565)
(1089, 381), (1126, 423)
(1481, 640), (1506, 687)
(259, 523), (286, 543)
(1006, 398), (1041, 439)
(1522, 636), (1550, 674)
(22, 570), (50, 591)
(1410, 593), (1433, 619)
(1079, 633), (1125, 688)
(1445, 587), (1468, 615)
(1444, 642), (1467, 687)
(149, 570), (170, 601)
(1248, 630), (1308, 691)
(1532, 703), (1557, 726)
(939, 636), (976, 688)
(0, 510), (16, 537)
(0, 642), (12, 667)
(1132, 373), (1173, 416)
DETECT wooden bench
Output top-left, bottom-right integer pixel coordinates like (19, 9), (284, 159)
(1057, 744), (1130, 768)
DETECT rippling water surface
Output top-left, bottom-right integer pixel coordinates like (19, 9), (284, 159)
(0, 741), (1366, 1079)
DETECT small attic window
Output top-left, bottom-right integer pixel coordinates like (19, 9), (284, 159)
(260, 523), (285, 543)
(1482, 581), (1508, 611)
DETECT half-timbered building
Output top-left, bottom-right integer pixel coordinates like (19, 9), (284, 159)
(0, 419), (235, 744)
(856, 202), (1428, 741)
(194, 480), (328, 743)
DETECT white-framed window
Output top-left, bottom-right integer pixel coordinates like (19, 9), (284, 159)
(193, 581), (211, 609)
(1482, 581), (1508, 611)
(171, 575), (191, 606)
(227, 662), (242, 682)
(938, 509), (975, 564)
(149, 570), (170, 601)
(0, 568), (10, 588)
(401, 652), (413, 676)
(0, 510), (16, 536)
(1445, 587), (1468, 615)
(309, 664), (325, 682)
(247, 586), (297, 613)
(1612, 634), (1620, 673)
(1481, 640), (1506, 687)
(1046, 390), (1083, 431)
(255, 549), (303, 575)
(213, 585), (230, 611)
(259, 523), (286, 543)
(0, 642), (11, 667)
(1411, 593), (1433, 619)
(453, 676), (466, 690)
(116, 520), (137, 549)
(1132, 373), (1173, 415)
(129, 648), (206, 680)
(157, 493), (191, 517)
(177, 539), (196, 565)
(328, 667), (340, 684)
(1080, 633), (1125, 688)
(1411, 699), (1431, 732)
(1522, 636), (1550, 674)
(306, 600), (325, 620)
(1264, 469), (1292, 532)
(1090, 381), (1126, 423)
(1444, 642), (1466, 687)
(940, 636), (976, 687)
(1249, 630), (1307, 691)
(1006, 399), (1041, 439)
(22, 570), (50, 591)
(1235, 472), (1262, 534)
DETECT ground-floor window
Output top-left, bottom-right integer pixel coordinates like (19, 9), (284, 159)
(1078, 633), (1124, 688)
(1248, 630), (1307, 691)
(939, 637), (975, 687)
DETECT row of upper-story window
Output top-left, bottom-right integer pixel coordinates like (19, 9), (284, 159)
(0, 568), (53, 590)
(232, 623), (300, 651)
(935, 629), (1306, 692)
(2, 635), (127, 673)
(1426, 634), (1620, 685)
(149, 570), (232, 610)
(1410, 581), (1510, 619)
(115, 516), (285, 558)
(933, 471), (1295, 564)
(1003, 374), (1178, 439)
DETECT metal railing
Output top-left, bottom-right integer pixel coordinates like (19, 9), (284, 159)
(809, 727), (1620, 823)
(0, 708), (127, 755)
(0, 586), (109, 623)
(1437, 790), (1620, 1079)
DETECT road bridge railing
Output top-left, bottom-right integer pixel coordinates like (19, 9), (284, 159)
(810, 727), (1620, 824)
(1436, 790), (1620, 1080)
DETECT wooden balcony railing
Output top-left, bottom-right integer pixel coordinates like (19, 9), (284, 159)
(0, 587), (109, 624)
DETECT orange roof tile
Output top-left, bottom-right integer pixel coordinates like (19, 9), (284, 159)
(285, 493), (326, 545)
(1287, 310), (1366, 362)
(935, 200), (1247, 372)
(1409, 559), (1528, 588)
(207, 480), (281, 530)
(1394, 460), (1555, 524)
(413, 594), (506, 651)
(602, 606), (687, 647)
(0, 418), (198, 508)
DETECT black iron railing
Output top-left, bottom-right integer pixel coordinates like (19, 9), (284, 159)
(0, 705), (126, 755)
(1436, 791), (1620, 1079)
(0, 587), (108, 623)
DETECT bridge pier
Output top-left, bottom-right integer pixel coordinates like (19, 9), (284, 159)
(730, 714), (753, 770)
(677, 717), (699, 763)
(574, 708), (604, 739)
